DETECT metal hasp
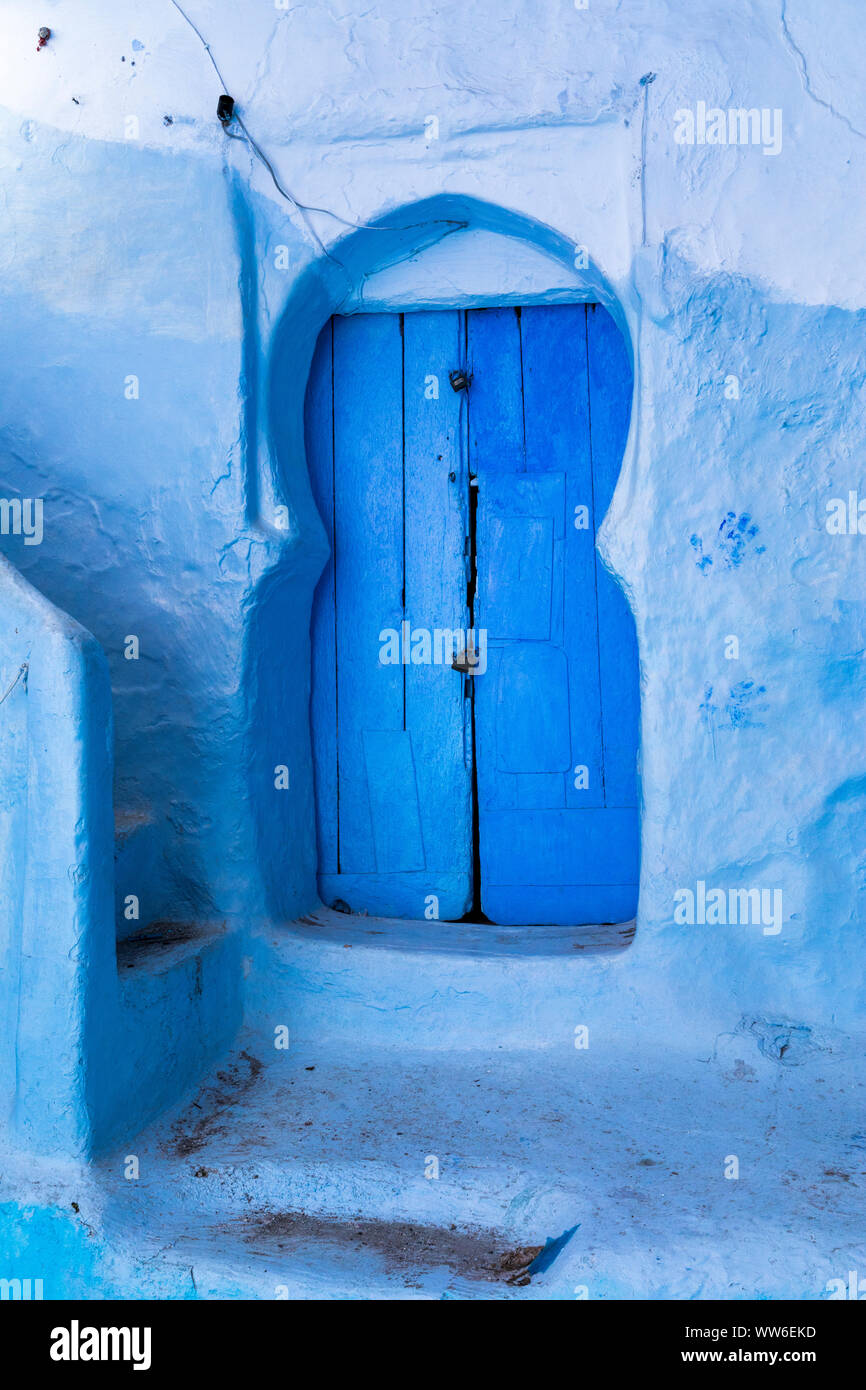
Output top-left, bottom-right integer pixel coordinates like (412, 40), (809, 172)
(451, 645), (482, 675)
(449, 369), (470, 392)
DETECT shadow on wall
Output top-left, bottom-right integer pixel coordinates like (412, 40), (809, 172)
(0, 130), (264, 939)
(245, 560), (322, 922)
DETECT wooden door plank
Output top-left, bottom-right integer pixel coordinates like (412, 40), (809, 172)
(317, 869), (471, 920)
(362, 729), (425, 872)
(475, 473), (569, 810)
(484, 807), (639, 885)
(402, 310), (473, 915)
(483, 881), (638, 927)
(467, 307), (525, 476)
(587, 304), (639, 809)
(521, 304), (604, 810)
(332, 312), (405, 876)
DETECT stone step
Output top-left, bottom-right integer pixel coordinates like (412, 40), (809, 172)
(85, 1026), (866, 1299)
(243, 908), (639, 1052)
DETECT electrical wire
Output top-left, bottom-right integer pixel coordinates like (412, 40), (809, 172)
(0, 662), (27, 708)
(169, 0), (467, 268)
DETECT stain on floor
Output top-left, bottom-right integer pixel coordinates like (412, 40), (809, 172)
(170, 1051), (264, 1157)
(236, 1209), (542, 1284)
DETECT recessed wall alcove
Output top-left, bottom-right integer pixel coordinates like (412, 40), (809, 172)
(249, 195), (641, 939)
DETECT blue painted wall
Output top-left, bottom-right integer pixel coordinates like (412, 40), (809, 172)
(0, 0), (865, 1167)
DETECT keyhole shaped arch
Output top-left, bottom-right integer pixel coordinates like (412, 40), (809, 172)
(249, 194), (642, 928)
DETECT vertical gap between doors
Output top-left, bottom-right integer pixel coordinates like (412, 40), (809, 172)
(331, 318), (342, 874)
(463, 309), (489, 923)
(400, 312), (407, 732)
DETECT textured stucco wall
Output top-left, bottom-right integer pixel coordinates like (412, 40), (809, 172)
(0, 553), (115, 1155)
(0, 0), (865, 1164)
(0, 557), (243, 1158)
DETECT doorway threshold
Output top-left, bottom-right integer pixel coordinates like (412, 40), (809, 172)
(293, 906), (635, 960)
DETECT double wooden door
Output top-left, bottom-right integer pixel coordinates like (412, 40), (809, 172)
(305, 304), (638, 925)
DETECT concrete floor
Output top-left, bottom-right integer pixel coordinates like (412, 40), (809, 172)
(91, 958), (866, 1298)
(5, 912), (865, 1299)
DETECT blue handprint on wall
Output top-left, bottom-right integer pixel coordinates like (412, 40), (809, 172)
(691, 513), (766, 571)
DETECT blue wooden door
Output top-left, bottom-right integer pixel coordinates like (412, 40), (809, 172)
(469, 304), (639, 924)
(306, 312), (474, 920)
(306, 303), (638, 925)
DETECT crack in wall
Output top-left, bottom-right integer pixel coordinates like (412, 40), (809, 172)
(779, 0), (866, 141)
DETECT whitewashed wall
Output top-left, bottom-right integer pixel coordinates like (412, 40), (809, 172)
(0, 0), (864, 1046)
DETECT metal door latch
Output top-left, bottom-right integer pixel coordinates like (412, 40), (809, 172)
(452, 645), (481, 674)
